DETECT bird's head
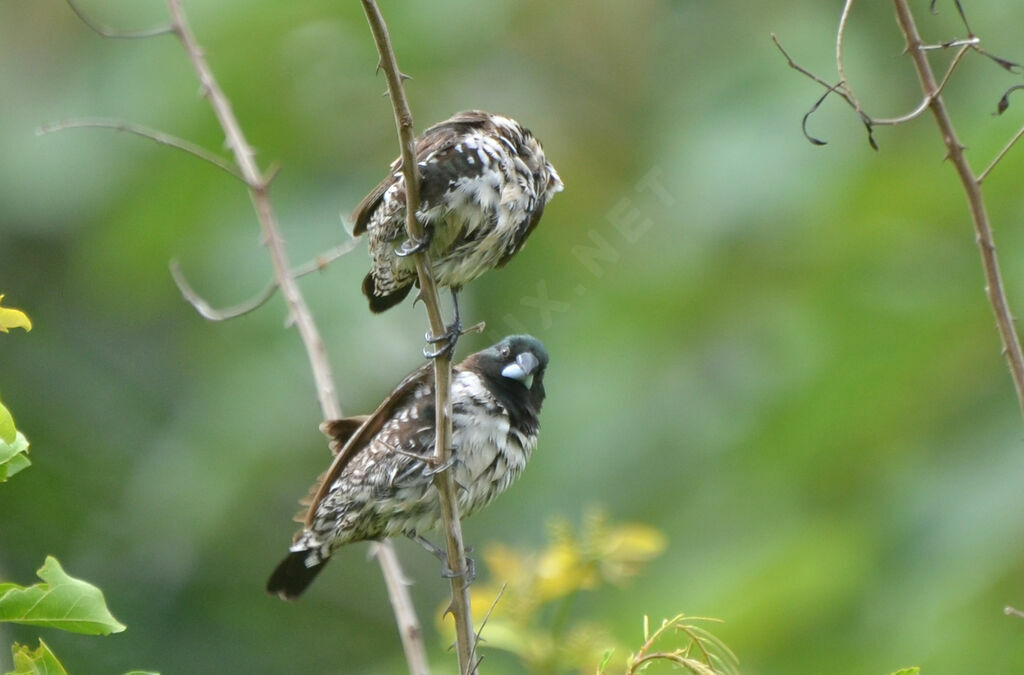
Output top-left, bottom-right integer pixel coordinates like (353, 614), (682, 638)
(468, 334), (549, 411)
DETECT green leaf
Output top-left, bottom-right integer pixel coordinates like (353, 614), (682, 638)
(0, 557), (126, 635)
(889, 669), (921, 675)
(0, 401), (15, 444)
(8, 639), (68, 675)
(123, 672), (161, 675)
(0, 432), (31, 482)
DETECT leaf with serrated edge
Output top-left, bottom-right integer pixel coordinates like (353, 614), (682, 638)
(0, 557), (126, 635)
(8, 639), (68, 675)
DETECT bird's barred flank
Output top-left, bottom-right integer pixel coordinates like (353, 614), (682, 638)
(267, 335), (549, 600)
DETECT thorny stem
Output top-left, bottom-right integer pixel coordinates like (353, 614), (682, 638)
(359, 2), (477, 674)
(164, 0), (340, 422)
(157, 1), (429, 672)
(891, 0), (1024, 421)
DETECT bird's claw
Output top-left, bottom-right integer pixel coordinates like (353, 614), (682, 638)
(422, 321), (462, 359)
(441, 555), (476, 584)
(423, 454), (457, 477)
(396, 228), (433, 258)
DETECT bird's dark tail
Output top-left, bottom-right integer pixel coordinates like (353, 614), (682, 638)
(363, 273), (412, 313)
(267, 549), (328, 600)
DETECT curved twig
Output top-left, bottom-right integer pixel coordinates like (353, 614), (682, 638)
(774, 26), (975, 148)
(170, 262), (276, 321)
(360, 2), (477, 674)
(65, 0), (173, 39)
(835, 0), (860, 113)
(37, 118), (242, 181)
(170, 241), (360, 322)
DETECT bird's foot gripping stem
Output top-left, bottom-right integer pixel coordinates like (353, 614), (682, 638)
(396, 226), (434, 258)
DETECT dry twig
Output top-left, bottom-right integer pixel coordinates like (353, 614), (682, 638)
(65, 0), (172, 39)
(169, 240), (358, 322)
(37, 118), (242, 180)
(774, 0), (1024, 423)
(359, 2), (477, 673)
(61, 1), (430, 671)
(891, 0), (1024, 421)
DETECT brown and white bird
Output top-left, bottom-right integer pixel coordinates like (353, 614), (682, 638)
(267, 335), (549, 600)
(352, 110), (563, 316)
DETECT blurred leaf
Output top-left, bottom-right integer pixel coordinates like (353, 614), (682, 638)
(0, 557), (126, 635)
(888, 669), (920, 675)
(597, 522), (667, 585)
(0, 432), (30, 482)
(8, 639), (67, 675)
(0, 295), (31, 333)
(0, 401), (15, 444)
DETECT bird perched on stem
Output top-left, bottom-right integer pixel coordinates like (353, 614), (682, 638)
(352, 110), (562, 350)
(268, 335), (549, 600)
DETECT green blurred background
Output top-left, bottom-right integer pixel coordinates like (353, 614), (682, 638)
(4, 1), (1024, 673)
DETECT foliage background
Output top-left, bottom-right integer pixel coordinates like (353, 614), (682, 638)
(3, 1), (1024, 672)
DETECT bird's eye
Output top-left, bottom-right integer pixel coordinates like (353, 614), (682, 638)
(500, 346), (512, 359)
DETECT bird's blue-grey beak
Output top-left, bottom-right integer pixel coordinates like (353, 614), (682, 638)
(501, 352), (540, 388)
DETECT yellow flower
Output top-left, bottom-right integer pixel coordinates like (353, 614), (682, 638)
(536, 542), (592, 600)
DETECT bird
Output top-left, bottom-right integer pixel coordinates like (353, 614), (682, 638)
(351, 110), (563, 347)
(267, 334), (549, 600)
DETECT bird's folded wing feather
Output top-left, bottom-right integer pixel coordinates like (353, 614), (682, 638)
(301, 362), (434, 527)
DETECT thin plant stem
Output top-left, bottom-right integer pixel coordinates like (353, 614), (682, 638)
(359, 2), (477, 674)
(892, 0), (1024, 421)
(159, 1), (430, 671)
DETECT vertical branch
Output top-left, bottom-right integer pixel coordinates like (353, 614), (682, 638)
(160, 2), (430, 672)
(164, 0), (339, 422)
(359, 2), (478, 674)
(891, 0), (1024, 421)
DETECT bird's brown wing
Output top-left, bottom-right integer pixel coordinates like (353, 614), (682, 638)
(300, 362), (434, 528)
(350, 168), (397, 236)
(319, 416), (370, 456)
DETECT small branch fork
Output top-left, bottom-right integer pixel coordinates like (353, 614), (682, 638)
(57, 1), (429, 673)
(773, 0), (1024, 423)
(772, 0), (1019, 149)
(359, 3), (478, 675)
